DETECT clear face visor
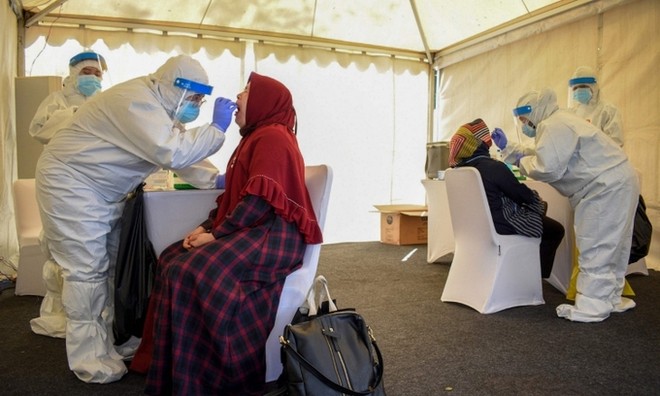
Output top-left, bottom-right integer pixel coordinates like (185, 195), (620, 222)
(172, 78), (213, 125)
(512, 105), (534, 131)
(568, 76), (596, 105)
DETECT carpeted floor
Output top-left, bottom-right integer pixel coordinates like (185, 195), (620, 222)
(1, 242), (659, 395)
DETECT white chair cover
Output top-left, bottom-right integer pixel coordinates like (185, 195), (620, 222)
(265, 164), (333, 382)
(441, 167), (544, 314)
(13, 178), (47, 296)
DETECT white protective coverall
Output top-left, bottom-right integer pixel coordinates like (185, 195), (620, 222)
(29, 59), (103, 144)
(29, 56), (106, 339)
(568, 66), (624, 147)
(34, 55), (226, 383)
(505, 88), (638, 323)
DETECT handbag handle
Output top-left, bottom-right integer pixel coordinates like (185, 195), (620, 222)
(282, 327), (385, 396)
(305, 275), (338, 316)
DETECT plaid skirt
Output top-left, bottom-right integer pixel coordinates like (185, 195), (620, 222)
(145, 209), (305, 395)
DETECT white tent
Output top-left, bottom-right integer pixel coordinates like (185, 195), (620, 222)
(2, 0), (658, 277)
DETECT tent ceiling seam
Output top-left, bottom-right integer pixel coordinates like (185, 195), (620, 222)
(34, 15), (429, 62)
(409, 0), (432, 64)
(432, 0), (633, 69)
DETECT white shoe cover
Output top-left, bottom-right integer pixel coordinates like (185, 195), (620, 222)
(114, 336), (141, 360)
(612, 297), (636, 313)
(30, 260), (66, 338)
(63, 280), (127, 384)
(556, 303), (609, 323)
(30, 315), (66, 338)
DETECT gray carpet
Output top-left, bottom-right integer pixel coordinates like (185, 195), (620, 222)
(1, 242), (659, 395)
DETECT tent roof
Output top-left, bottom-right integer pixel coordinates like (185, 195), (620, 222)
(20, 0), (580, 62)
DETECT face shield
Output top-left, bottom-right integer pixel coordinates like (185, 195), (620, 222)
(70, 51), (108, 72)
(513, 105), (537, 138)
(568, 76), (596, 106)
(172, 77), (213, 125)
(69, 51), (109, 97)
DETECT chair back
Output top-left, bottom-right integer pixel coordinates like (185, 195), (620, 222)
(13, 178), (42, 246)
(12, 178), (47, 296)
(442, 167), (543, 313)
(265, 164), (333, 381)
(445, 167), (497, 278)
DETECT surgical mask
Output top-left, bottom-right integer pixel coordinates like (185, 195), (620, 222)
(522, 120), (536, 137)
(175, 100), (200, 124)
(77, 75), (102, 97)
(573, 88), (592, 105)
(522, 123), (536, 138)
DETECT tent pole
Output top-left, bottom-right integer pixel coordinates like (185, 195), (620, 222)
(24, 0), (69, 28)
(409, 0), (432, 64)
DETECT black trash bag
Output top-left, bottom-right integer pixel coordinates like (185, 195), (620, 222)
(113, 183), (157, 345)
(629, 195), (653, 264)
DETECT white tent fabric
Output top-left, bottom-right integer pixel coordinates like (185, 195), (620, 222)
(435, 0), (659, 269)
(19, 0), (565, 56)
(1, 0), (658, 279)
(1, 2), (19, 279)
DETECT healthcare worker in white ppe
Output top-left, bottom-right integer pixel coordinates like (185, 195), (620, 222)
(29, 50), (107, 144)
(568, 66), (624, 147)
(33, 54), (237, 383)
(28, 50), (108, 340)
(491, 88), (638, 323)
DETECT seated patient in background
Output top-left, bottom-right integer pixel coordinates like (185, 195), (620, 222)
(448, 119), (564, 279)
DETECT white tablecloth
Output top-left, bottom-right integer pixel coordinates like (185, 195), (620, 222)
(143, 189), (221, 256)
(422, 178), (575, 294)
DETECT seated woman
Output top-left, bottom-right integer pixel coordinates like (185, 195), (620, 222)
(135, 72), (322, 395)
(448, 119), (564, 279)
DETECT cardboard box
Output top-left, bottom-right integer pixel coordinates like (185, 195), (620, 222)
(373, 204), (428, 245)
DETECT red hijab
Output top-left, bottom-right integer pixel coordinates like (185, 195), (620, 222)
(212, 73), (322, 244)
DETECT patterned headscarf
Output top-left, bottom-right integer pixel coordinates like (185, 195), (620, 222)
(448, 118), (492, 167)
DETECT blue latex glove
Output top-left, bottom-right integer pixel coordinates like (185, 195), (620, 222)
(212, 97), (237, 132)
(513, 153), (524, 167)
(215, 173), (226, 189)
(491, 128), (507, 150)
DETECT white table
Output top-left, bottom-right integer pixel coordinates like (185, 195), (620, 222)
(143, 189), (221, 256)
(422, 178), (575, 294)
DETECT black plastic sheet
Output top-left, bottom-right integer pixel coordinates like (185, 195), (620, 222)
(629, 195), (653, 264)
(113, 183), (157, 345)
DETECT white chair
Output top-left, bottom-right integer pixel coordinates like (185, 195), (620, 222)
(265, 164), (333, 382)
(12, 179), (47, 296)
(441, 167), (544, 314)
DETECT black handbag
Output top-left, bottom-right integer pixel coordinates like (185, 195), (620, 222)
(113, 183), (157, 345)
(278, 275), (385, 396)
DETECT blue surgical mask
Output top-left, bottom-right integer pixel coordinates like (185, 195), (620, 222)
(175, 100), (200, 124)
(573, 88), (592, 105)
(77, 75), (102, 97)
(522, 123), (536, 138)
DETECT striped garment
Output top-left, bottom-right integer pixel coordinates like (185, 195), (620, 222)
(500, 190), (545, 238)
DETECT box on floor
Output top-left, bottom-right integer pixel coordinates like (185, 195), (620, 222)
(373, 204), (428, 246)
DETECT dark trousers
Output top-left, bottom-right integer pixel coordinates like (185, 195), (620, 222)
(540, 216), (565, 278)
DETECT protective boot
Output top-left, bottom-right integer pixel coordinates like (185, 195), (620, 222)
(610, 253), (636, 313)
(62, 279), (127, 383)
(30, 259), (66, 338)
(556, 269), (615, 322)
